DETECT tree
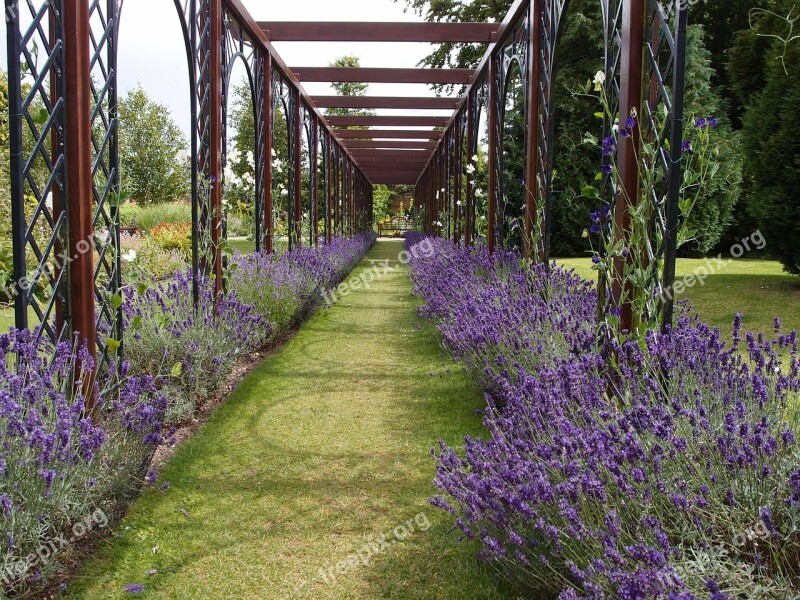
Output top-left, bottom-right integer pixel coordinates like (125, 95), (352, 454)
(739, 1), (800, 274)
(395, 0), (514, 95)
(689, 0), (771, 126)
(677, 26), (744, 256)
(118, 86), (190, 205)
(398, 0), (744, 256)
(326, 55), (375, 121)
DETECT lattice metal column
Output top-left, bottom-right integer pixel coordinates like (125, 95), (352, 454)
(487, 54), (499, 254)
(6, 0), (69, 341)
(261, 53), (273, 253)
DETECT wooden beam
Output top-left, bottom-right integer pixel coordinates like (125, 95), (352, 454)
(334, 129), (441, 140)
(292, 67), (473, 84)
(344, 140), (438, 150)
(260, 21), (499, 43)
(369, 178), (421, 185)
(351, 149), (432, 159)
(355, 158), (432, 164)
(63, 0), (97, 411)
(313, 95), (459, 110)
(327, 115), (449, 128)
(364, 169), (422, 176)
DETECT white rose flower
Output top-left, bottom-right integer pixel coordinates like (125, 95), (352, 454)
(121, 249), (137, 263)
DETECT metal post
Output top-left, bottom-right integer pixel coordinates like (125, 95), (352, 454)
(312, 119), (319, 245)
(263, 54), (273, 254)
(209, 0), (223, 297)
(487, 55), (498, 255)
(465, 94), (474, 246)
(661, 5), (688, 332)
(293, 93), (302, 248)
(525, 0), (542, 261)
(453, 126), (460, 243)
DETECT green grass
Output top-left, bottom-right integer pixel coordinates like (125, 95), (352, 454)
(556, 257), (800, 335)
(66, 241), (517, 600)
(0, 307), (13, 332)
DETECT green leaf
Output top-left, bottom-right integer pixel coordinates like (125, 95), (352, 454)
(170, 362), (183, 377)
(109, 191), (132, 208)
(31, 107), (49, 125)
(130, 316), (142, 330)
(110, 291), (124, 310)
(581, 185), (600, 199)
(106, 337), (121, 352)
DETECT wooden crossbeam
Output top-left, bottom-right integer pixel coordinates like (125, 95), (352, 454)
(327, 115), (449, 128)
(314, 95), (459, 110)
(353, 152), (430, 165)
(291, 67), (473, 85)
(351, 149), (432, 159)
(260, 21), (499, 43)
(343, 140), (438, 150)
(334, 129), (441, 140)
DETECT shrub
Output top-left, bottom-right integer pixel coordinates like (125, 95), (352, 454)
(0, 329), (167, 595)
(127, 202), (192, 233)
(120, 233), (187, 282)
(149, 222), (192, 258)
(122, 270), (270, 423)
(409, 237), (800, 598)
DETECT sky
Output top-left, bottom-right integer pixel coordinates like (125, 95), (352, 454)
(2, 0), (457, 141)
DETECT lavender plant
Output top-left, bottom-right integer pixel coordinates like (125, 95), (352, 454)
(0, 329), (166, 595)
(409, 239), (800, 598)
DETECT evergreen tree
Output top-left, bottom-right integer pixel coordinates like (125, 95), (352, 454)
(739, 2), (800, 273)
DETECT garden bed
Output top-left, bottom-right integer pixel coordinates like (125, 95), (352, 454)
(406, 234), (800, 599)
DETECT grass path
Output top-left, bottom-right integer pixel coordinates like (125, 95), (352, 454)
(67, 241), (516, 599)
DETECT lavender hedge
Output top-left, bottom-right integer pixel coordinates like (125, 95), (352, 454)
(0, 232), (375, 596)
(407, 236), (800, 599)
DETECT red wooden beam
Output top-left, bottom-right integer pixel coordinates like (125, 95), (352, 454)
(260, 21), (500, 42)
(334, 129), (441, 140)
(292, 67), (474, 84)
(351, 149), (432, 159)
(63, 0), (96, 412)
(326, 115), (449, 128)
(368, 175), (421, 184)
(343, 140), (438, 150)
(313, 95), (459, 110)
(613, 0), (646, 334)
(356, 162), (432, 168)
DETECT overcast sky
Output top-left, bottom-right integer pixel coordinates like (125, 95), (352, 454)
(2, 0), (457, 142)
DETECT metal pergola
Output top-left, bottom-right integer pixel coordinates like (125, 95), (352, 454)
(5, 0), (688, 381)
